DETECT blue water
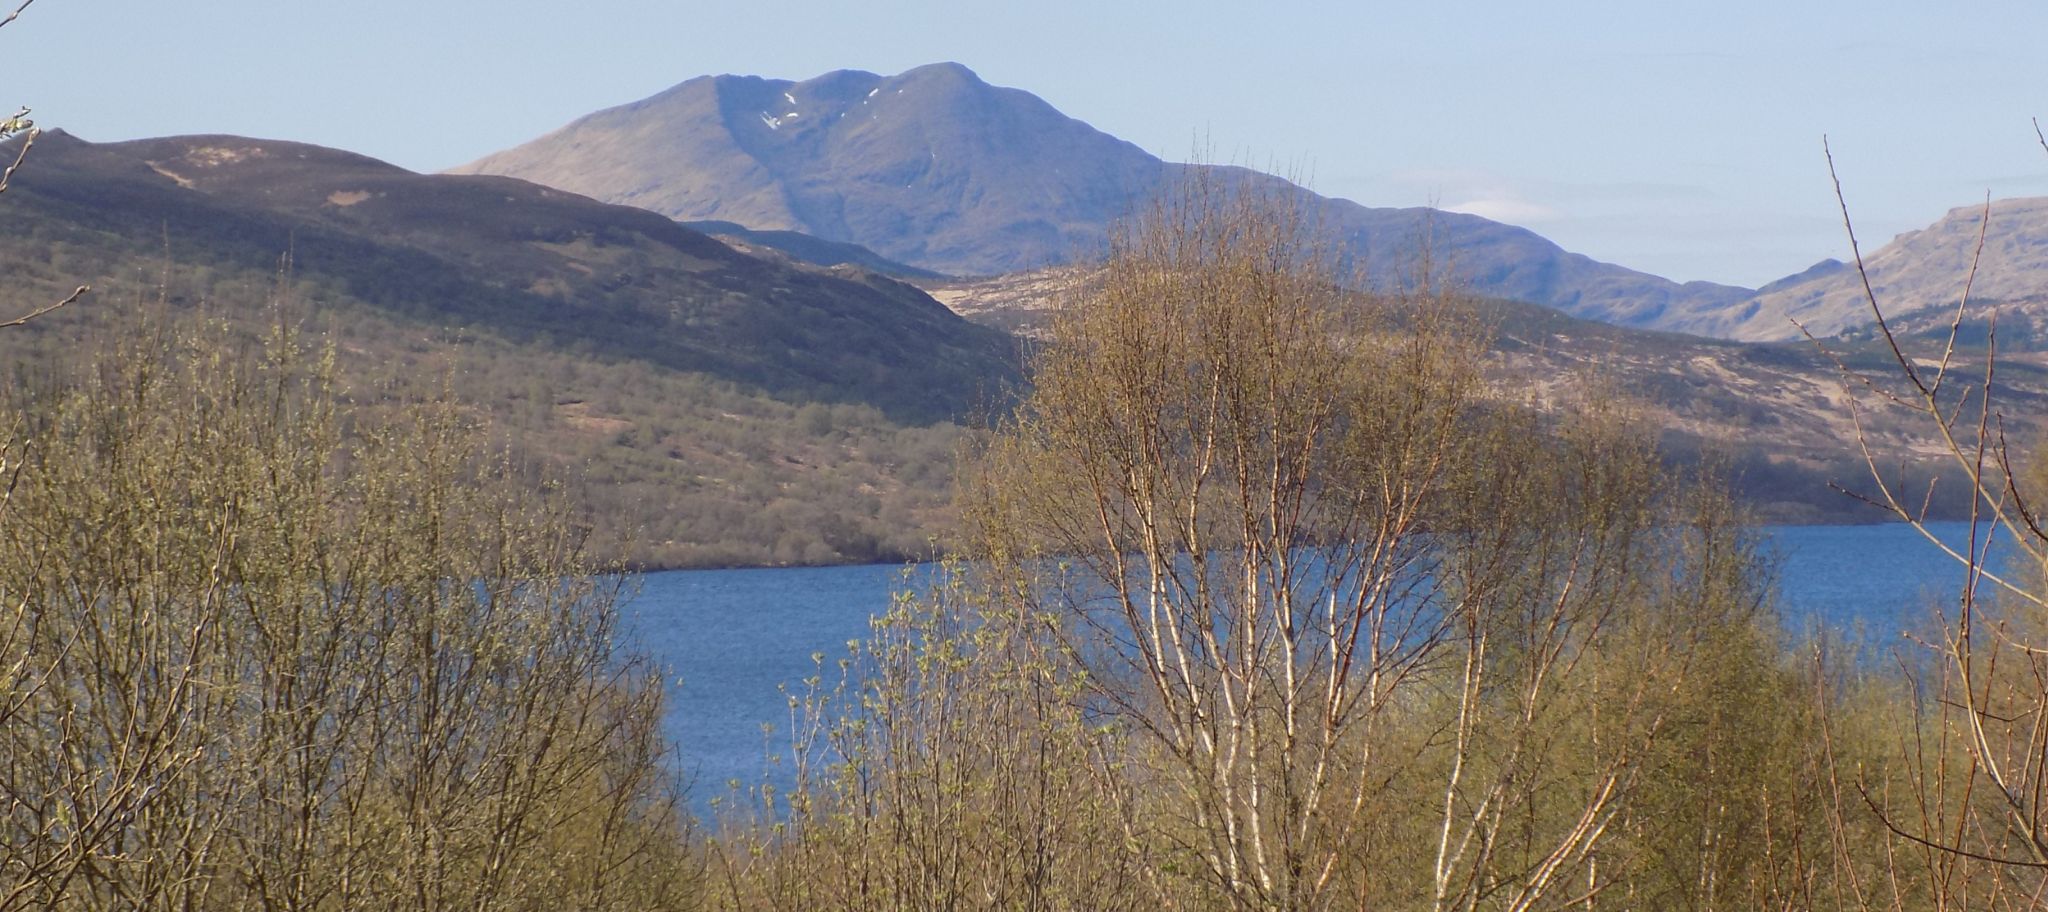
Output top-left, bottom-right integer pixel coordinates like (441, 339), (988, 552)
(1765, 521), (1984, 646)
(621, 521), (2013, 802)
(623, 562), (936, 798)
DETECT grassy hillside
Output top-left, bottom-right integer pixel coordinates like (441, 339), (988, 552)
(7, 132), (1020, 422)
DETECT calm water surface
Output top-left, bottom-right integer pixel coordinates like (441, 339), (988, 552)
(623, 521), (2004, 800)
(625, 563), (933, 799)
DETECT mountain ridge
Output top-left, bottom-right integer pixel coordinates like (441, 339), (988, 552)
(1697, 197), (2048, 341)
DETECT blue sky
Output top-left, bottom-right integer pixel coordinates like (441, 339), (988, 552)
(4, 0), (2045, 287)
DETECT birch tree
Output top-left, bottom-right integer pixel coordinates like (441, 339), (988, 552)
(967, 175), (1773, 911)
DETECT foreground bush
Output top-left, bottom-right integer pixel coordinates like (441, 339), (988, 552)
(0, 318), (699, 910)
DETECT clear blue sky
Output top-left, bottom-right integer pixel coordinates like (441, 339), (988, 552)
(3, 0), (2045, 287)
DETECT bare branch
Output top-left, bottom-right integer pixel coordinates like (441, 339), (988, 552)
(1858, 779), (2048, 869)
(1929, 193), (1992, 400)
(0, 0), (37, 32)
(0, 283), (84, 328)
(0, 123), (36, 195)
(1827, 136), (1926, 395)
(1794, 316), (1912, 409)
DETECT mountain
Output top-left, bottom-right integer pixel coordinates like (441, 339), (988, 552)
(451, 63), (1754, 331)
(1682, 198), (2048, 342)
(453, 63), (1159, 278)
(8, 131), (1017, 423)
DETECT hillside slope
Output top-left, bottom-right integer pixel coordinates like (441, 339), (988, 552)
(1688, 197), (2048, 342)
(0, 131), (1024, 567)
(13, 131), (1018, 423)
(925, 265), (2048, 523)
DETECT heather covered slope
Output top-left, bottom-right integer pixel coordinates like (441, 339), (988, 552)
(13, 130), (1019, 423)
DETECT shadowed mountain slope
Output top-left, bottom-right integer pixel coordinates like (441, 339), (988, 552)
(680, 219), (943, 279)
(9, 131), (1019, 423)
(0, 131), (1033, 568)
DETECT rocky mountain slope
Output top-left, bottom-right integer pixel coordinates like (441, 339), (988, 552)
(1682, 197), (2048, 343)
(452, 63), (1755, 331)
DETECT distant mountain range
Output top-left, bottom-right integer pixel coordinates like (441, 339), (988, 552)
(7, 87), (2044, 564)
(455, 62), (2048, 347)
(451, 63), (1764, 332)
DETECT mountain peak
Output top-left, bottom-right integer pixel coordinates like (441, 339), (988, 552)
(1755, 258), (1848, 295)
(790, 67), (883, 101)
(450, 63), (1163, 274)
(889, 61), (987, 89)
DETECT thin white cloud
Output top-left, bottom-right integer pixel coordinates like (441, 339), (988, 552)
(1444, 197), (1559, 225)
(1379, 168), (1565, 226)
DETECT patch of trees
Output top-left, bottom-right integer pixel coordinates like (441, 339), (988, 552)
(702, 176), (2048, 911)
(0, 320), (699, 908)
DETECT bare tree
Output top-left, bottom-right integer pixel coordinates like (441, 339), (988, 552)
(711, 562), (1152, 912)
(1811, 133), (2048, 910)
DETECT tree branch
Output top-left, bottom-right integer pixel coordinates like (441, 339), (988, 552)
(0, 284), (85, 328)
